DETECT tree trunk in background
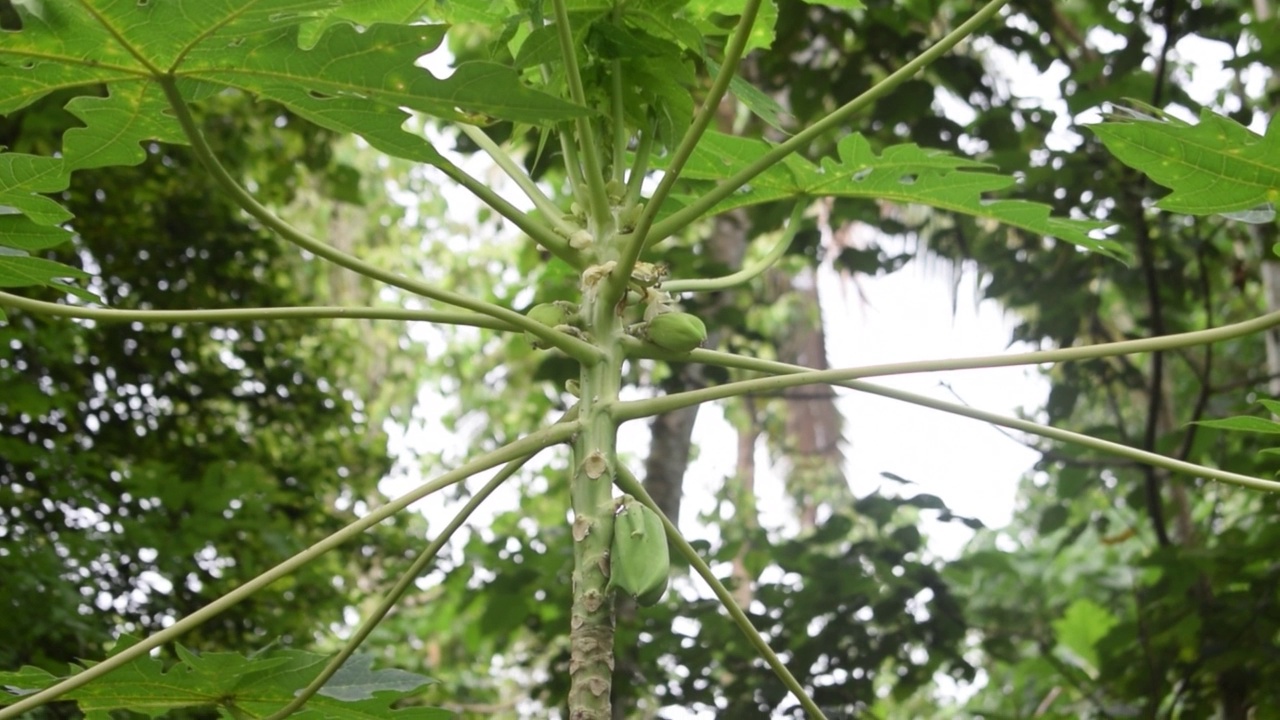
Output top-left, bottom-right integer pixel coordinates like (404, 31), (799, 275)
(642, 208), (750, 521)
(728, 399), (761, 610)
(765, 260), (850, 531)
(640, 405), (700, 528)
(1254, 0), (1280, 399)
(1263, 259), (1280, 397)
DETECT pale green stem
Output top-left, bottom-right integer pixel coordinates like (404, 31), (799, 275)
(538, 60), (589, 203)
(610, 57), (627, 185)
(635, 306), (1280, 379)
(609, 0), (763, 307)
(0, 419), (580, 720)
(663, 201), (804, 293)
(612, 466), (829, 720)
(566, 297), (625, 719)
(633, 0), (1013, 244)
(157, 78), (600, 365)
(265, 452), (537, 720)
(455, 123), (579, 239)
(855, 380), (1280, 492)
(612, 360), (1280, 493)
(624, 130), (653, 210)
(428, 147), (582, 268)
(551, 0), (610, 227)
(558, 120), (591, 207)
(0, 290), (520, 331)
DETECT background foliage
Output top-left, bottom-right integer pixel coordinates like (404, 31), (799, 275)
(2, 0), (1279, 719)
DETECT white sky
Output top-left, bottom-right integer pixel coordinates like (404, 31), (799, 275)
(664, 250), (1045, 557)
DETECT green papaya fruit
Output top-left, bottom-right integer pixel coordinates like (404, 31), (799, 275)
(524, 302), (576, 348)
(608, 495), (670, 606)
(645, 312), (707, 353)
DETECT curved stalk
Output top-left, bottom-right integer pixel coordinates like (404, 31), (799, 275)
(419, 132), (582, 267)
(0, 419), (580, 720)
(622, 307), (1280, 380)
(609, 0), (763, 307)
(610, 55), (627, 185)
(157, 78), (600, 365)
(265, 452), (538, 720)
(456, 123), (580, 239)
(551, 0), (610, 227)
(852, 380), (1280, 492)
(558, 119), (591, 208)
(613, 466), (829, 720)
(611, 360), (1280, 493)
(0, 290), (520, 331)
(663, 201), (805, 293)
(631, 0), (1013, 245)
(624, 130), (653, 210)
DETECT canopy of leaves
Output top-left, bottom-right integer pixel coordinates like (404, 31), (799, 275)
(0, 83), (410, 691)
(884, 2), (1280, 717)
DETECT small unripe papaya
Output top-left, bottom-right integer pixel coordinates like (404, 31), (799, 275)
(645, 312), (707, 353)
(608, 496), (670, 606)
(524, 302), (575, 348)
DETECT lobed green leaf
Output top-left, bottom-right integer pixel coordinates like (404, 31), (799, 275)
(0, 637), (448, 720)
(663, 130), (1126, 259)
(1091, 103), (1280, 221)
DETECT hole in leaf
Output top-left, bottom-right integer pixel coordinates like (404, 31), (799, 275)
(307, 90), (333, 100)
(851, 168), (872, 182)
(898, 174), (917, 185)
(137, 0), (149, 6)
(227, 37), (245, 47)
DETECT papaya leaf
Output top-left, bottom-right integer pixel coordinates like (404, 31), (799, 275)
(313, 653), (437, 702)
(682, 0), (778, 51)
(0, 0), (594, 284)
(1091, 102), (1280, 221)
(706, 58), (793, 134)
(0, 256), (88, 290)
(0, 212), (96, 312)
(1194, 404), (1280, 465)
(60, 86), (189, 175)
(295, 0), (452, 49)
(0, 154), (74, 226)
(0, 215), (72, 251)
(1194, 415), (1280, 434)
(0, 1), (589, 210)
(662, 131), (1126, 260)
(626, 2), (705, 56)
(0, 2), (589, 127)
(0, 637), (447, 720)
(181, 23), (588, 126)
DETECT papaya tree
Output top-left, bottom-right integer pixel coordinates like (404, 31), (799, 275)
(1, 1), (1278, 718)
